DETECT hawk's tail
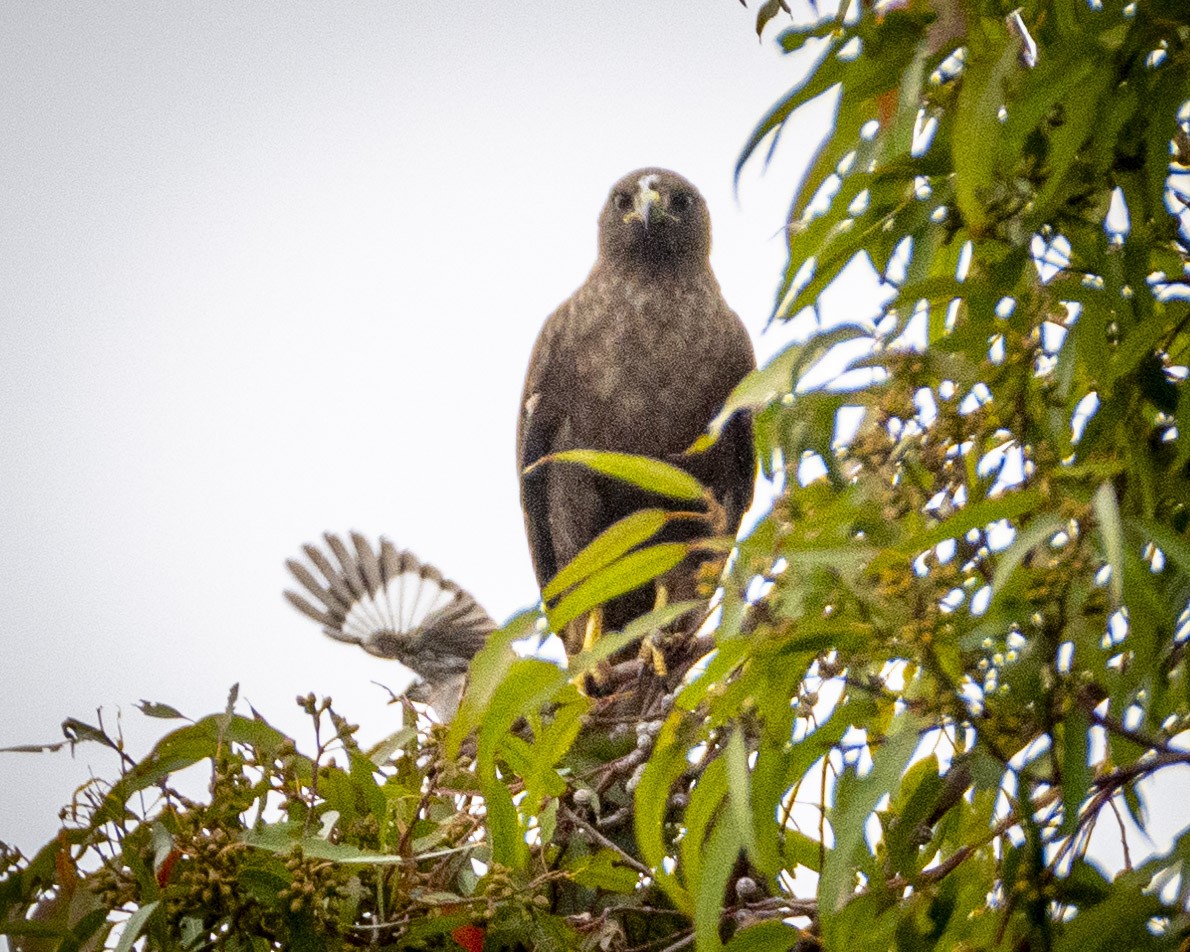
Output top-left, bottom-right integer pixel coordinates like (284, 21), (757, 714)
(284, 531), (495, 718)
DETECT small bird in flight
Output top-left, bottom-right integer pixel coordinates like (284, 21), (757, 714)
(284, 532), (494, 720)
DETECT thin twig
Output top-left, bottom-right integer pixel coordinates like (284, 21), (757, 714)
(1107, 796), (1133, 872)
(559, 804), (651, 877)
(1081, 693), (1180, 756)
(1095, 749), (1190, 787)
(596, 807), (632, 829)
(657, 932), (695, 952)
(623, 926), (694, 952)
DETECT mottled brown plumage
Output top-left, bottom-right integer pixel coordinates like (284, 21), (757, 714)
(518, 168), (755, 644)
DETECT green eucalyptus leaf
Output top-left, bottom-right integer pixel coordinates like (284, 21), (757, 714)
(1092, 482), (1124, 606)
(820, 716), (921, 930)
(693, 809), (741, 952)
(543, 509), (671, 601)
(527, 449), (705, 501)
(566, 849), (640, 893)
(990, 514), (1066, 599)
(723, 920), (801, 952)
(547, 543), (689, 632)
(445, 610), (538, 758)
(113, 900), (160, 952)
(135, 700), (188, 720)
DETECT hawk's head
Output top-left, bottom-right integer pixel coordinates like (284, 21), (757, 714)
(598, 168), (711, 272)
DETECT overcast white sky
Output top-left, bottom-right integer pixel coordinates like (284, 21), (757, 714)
(2, 1), (1181, 880)
(0, 1), (848, 851)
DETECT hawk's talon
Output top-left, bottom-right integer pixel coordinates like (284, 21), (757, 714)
(581, 610), (601, 654)
(571, 608), (608, 692)
(637, 583), (670, 678)
(696, 558), (725, 599)
(638, 633), (668, 678)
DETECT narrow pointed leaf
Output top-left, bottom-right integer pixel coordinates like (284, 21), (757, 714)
(548, 543), (689, 632)
(543, 509), (670, 600)
(1092, 482), (1124, 605)
(991, 514), (1065, 597)
(113, 900), (160, 952)
(528, 449), (705, 501)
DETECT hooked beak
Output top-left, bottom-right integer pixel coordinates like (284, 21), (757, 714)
(624, 185), (662, 230)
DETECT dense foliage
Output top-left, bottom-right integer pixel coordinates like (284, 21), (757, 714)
(4, 0), (1190, 949)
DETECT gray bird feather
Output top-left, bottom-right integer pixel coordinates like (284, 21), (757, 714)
(284, 532), (495, 719)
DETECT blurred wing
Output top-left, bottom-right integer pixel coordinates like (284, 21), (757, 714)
(284, 532), (495, 714)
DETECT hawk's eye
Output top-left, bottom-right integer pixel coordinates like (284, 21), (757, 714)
(670, 191), (693, 213)
(613, 192), (633, 212)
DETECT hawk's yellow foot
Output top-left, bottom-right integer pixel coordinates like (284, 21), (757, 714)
(696, 556), (727, 599)
(570, 608), (608, 691)
(582, 609), (602, 654)
(638, 583), (670, 678)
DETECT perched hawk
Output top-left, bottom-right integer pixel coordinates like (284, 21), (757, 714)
(283, 170), (753, 712)
(518, 168), (755, 657)
(284, 532), (495, 719)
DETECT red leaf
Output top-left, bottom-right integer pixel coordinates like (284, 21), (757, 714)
(54, 831), (79, 897)
(156, 848), (182, 887)
(452, 924), (485, 952)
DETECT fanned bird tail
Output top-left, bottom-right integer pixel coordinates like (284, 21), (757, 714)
(284, 531), (495, 720)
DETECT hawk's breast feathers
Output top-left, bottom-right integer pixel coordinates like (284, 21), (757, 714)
(518, 168), (756, 608)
